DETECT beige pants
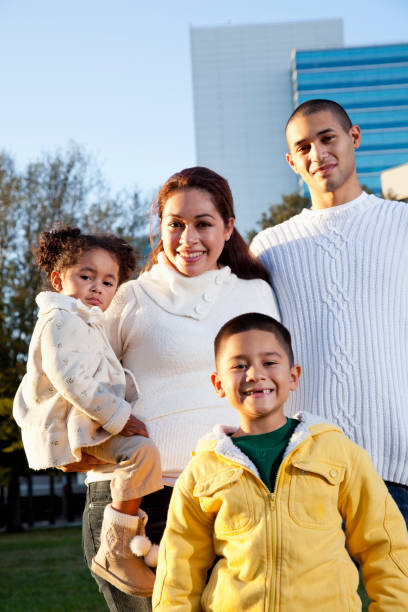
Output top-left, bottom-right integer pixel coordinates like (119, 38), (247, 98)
(83, 435), (163, 504)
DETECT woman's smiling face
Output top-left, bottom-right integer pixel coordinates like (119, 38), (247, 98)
(161, 188), (234, 277)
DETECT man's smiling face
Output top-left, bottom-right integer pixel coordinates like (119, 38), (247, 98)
(285, 110), (361, 198)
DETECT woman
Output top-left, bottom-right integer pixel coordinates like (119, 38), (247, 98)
(76, 167), (279, 611)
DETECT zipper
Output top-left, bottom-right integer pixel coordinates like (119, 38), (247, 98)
(215, 440), (309, 611)
(267, 444), (306, 610)
(266, 456), (296, 612)
(220, 455), (280, 611)
(268, 491), (277, 612)
(267, 450), (297, 611)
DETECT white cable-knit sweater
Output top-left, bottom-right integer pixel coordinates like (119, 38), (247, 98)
(103, 255), (280, 485)
(251, 192), (408, 485)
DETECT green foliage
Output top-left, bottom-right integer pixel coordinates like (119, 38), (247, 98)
(0, 399), (22, 453)
(0, 144), (151, 514)
(247, 192), (310, 242)
(0, 399), (27, 487)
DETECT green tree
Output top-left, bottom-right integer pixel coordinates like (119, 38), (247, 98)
(0, 144), (150, 530)
(0, 153), (22, 398)
(247, 192), (310, 242)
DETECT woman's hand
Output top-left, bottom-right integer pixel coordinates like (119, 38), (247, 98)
(59, 453), (108, 473)
(120, 414), (149, 438)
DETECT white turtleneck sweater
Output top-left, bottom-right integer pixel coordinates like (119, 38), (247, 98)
(102, 254), (279, 485)
(251, 192), (408, 485)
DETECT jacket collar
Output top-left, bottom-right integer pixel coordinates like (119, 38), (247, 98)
(281, 412), (328, 458)
(36, 291), (104, 325)
(196, 412), (342, 476)
(137, 253), (235, 320)
(203, 423), (262, 478)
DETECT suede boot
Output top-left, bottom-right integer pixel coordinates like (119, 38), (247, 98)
(91, 505), (156, 597)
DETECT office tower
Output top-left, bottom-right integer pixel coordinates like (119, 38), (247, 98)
(191, 19), (343, 233)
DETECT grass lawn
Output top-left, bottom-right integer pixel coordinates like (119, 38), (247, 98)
(0, 525), (106, 612)
(0, 525), (370, 611)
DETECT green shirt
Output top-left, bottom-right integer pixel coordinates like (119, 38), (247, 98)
(231, 418), (299, 492)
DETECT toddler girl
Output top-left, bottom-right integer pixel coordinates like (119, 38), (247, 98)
(13, 225), (162, 597)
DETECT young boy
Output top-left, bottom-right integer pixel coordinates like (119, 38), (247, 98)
(152, 313), (408, 611)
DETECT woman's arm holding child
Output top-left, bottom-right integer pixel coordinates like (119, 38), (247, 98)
(59, 452), (107, 472)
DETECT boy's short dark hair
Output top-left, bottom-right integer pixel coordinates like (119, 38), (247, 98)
(214, 313), (295, 367)
(286, 98), (353, 136)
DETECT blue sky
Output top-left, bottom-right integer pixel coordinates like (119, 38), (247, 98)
(1, 0), (407, 202)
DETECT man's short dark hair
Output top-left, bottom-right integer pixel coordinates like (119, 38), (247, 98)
(214, 313), (295, 367)
(286, 99), (353, 137)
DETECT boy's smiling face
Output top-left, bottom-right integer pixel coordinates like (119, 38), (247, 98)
(211, 329), (301, 435)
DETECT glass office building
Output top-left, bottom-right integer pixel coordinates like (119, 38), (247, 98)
(292, 44), (408, 195)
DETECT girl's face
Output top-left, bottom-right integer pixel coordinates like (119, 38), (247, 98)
(51, 248), (119, 312)
(160, 188), (234, 277)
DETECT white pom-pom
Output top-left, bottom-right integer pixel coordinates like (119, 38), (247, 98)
(144, 543), (159, 567)
(130, 534), (152, 557)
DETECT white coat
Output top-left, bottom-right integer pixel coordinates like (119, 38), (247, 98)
(13, 292), (132, 469)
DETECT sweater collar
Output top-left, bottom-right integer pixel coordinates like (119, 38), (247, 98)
(137, 252), (235, 320)
(36, 291), (104, 325)
(300, 191), (373, 218)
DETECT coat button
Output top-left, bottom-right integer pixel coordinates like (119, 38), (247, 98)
(194, 305), (204, 314)
(203, 292), (214, 302)
(330, 469), (338, 478)
(215, 275), (223, 285)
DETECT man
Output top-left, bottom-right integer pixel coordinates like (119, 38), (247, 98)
(251, 98), (408, 520)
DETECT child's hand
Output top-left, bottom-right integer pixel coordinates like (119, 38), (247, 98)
(59, 453), (108, 472)
(120, 415), (149, 438)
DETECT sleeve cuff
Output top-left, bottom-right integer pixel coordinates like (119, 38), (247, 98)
(103, 399), (131, 435)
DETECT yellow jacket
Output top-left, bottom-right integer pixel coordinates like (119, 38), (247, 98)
(153, 413), (408, 611)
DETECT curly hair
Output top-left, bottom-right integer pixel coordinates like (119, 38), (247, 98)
(145, 166), (269, 282)
(34, 224), (138, 285)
